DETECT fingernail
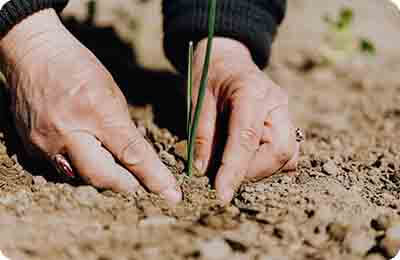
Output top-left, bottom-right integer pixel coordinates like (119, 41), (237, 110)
(54, 154), (75, 178)
(194, 159), (204, 173)
(217, 188), (234, 205)
(161, 186), (182, 205)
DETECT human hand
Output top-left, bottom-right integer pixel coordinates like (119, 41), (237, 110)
(0, 9), (181, 204)
(192, 38), (299, 204)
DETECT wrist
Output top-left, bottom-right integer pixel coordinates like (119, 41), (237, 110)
(0, 9), (65, 81)
(194, 37), (259, 89)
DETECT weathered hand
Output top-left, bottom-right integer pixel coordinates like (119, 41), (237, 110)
(192, 38), (299, 204)
(0, 9), (181, 204)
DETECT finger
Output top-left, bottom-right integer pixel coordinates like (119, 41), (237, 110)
(100, 122), (182, 205)
(215, 96), (265, 204)
(247, 106), (298, 179)
(193, 90), (218, 173)
(65, 132), (140, 193)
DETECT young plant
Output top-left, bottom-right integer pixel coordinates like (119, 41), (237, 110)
(186, 0), (217, 177)
(187, 41), (194, 146)
(321, 7), (376, 64)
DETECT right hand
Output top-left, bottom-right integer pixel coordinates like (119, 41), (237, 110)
(0, 9), (182, 204)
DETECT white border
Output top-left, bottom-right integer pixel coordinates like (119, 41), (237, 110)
(0, 1), (10, 10)
(0, 250), (10, 260)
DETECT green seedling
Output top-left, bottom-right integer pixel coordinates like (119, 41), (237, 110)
(187, 41), (194, 146)
(322, 6), (376, 63)
(186, 0), (217, 177)
(324, 7), (354, 32)
(359, 38), (376, 55)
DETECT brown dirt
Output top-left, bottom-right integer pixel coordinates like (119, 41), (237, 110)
(1, 0), (400, 259)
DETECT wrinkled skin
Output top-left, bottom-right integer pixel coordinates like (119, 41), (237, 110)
(0, 9), (298, 205)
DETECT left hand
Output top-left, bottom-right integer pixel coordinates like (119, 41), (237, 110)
(191, 38), (299, 204)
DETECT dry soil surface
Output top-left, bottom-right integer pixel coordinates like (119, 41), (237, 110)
(1, 0), (400, 259)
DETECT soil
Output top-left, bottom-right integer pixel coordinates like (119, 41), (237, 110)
(1, 0), (400, 259)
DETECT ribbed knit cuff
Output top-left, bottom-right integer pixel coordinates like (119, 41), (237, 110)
(0, 0), (69, 38)
(163, 0), (286, 73)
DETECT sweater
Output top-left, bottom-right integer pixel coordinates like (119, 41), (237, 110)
(0, 0), (286, 71)
(162, 0), (286, 72)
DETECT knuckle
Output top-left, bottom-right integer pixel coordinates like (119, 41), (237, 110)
(246, 85), (268, 100)
(238, 128), (259, 153)
(119, 132), (149, 166)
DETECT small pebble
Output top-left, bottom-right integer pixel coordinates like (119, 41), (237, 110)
(0, 142), (6, 154)
(74, 186), (99, 207)
(159, 151), (176, 166)
(33, 175), (47, 186)
(139, 216), (176, 227)
(224, 205), (240, 217)
(174, 140), (188, 160)
(198, 238), (232, 260)
(2, 157), (15, 168)
(322, 160), (338, 175)
(257, 255), (290, 260)
(327, 222), (348, 241)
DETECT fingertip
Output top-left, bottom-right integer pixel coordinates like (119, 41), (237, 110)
(113, 164), (141, 193)
(156, 162), (183, 205)
(160, 186), (182, 205)
(215, 165), (240, 205)
(216, 187), (234, 205)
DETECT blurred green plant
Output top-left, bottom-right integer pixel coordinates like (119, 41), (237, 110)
(322, 7), (376, 63)
(324, 7), (354, 32)
(359, 38), (376, 55)
(186, 0), (216, 177)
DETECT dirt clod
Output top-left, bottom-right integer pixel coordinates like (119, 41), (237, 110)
(197, 238), (232, 260)
(322, 160), (338, 175)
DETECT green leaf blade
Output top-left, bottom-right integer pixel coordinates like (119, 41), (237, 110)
(187, 0), (217, 177)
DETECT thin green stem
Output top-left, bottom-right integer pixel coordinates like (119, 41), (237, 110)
(186, 41), (194, 145)
(187, 0), (217, 177)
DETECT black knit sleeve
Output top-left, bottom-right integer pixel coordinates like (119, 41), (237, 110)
(162, 0), (287, 73)
(0, 0), (69, 38)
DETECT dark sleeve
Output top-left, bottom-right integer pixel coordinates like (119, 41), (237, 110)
(0, 0), (69, 38)
(162, 0), (286, 73)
